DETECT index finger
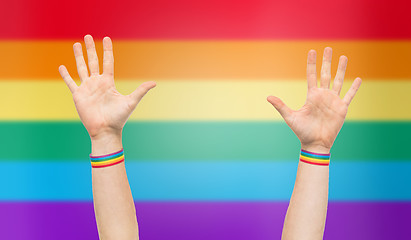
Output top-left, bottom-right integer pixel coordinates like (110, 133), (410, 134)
(103, 37), (114, 76)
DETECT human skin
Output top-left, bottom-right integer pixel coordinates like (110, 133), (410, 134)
(58, 36), (360, 239)
(59, 35), (156, 240)
(267, 47), (361, 240)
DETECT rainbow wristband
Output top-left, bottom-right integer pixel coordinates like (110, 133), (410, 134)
(299, 149), (330, 166)
(90, 149), (125, 168)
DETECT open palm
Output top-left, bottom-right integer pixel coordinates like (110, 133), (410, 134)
(268, 48), (361, 152)
(59, 35), (156, 138)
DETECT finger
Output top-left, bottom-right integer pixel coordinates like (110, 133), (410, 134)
(102, 36), (114, 76)
(84, 35), (100, 76)
(332, 55), (348, 95)
(58, 65), (78, 93)
(320, 47), (332, 89)
(306, 50), (317, 89)
(343, 78), (362, 105)
(73, 42), (89, 80)
(267, 96), (293, 121)
(128, 81), (157, 108)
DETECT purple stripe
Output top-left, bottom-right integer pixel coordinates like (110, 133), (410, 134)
(89, 149), (124, 159)
(0, 202), (410, 239)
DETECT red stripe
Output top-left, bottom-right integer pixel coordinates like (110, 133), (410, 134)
(91, 159), (125, 168)
(2, 0), (411, 39)
(300, 159), (329, 166)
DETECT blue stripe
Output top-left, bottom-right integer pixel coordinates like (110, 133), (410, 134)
(90, 151), (124, 161)
(301, 151), (330, 159)
(1, 160), (410, 201)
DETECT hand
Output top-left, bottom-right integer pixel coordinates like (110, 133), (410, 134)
(58, 35), (156, 140)
(267, 47), (361, 153)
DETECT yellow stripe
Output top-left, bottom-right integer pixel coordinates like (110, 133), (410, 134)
(91, 159), (124, 167)
(91, 155), (125, 163)
(91, 160), (124, 167)
(0, 80), (410, 121)
(300, 155), (330, 164)
(91, 156), (125, 166)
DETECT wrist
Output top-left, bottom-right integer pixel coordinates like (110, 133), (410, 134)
(91, 131), (123, 156)
(90, 127), (122, 142)
(300, 143), (331, 154)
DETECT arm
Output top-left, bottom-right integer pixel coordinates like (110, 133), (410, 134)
(267, 48), (361, 240)
(59, 35), (156, 240)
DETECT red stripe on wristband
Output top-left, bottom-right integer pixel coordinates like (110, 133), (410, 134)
(300, 158), (330, 166)
(92, 158), (125, 168)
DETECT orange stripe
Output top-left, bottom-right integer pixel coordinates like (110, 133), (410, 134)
(91, 156), (125, 165)
(92, 159), (125, 168)
(91, 157), (125, 167)
(0, 41), (410, 80)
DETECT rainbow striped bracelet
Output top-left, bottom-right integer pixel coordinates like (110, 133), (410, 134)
(299, 149), (330, 166)
(90, 149), (125, 168)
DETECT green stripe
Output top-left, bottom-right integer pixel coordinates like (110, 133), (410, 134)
(301, 152), (330, 159)
(91, 151), (124, 162)
(1, 121), (409, 161)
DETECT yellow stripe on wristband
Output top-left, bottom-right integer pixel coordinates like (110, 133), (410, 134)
(90, 155), (125, 167)
(299, 155), (330, 165)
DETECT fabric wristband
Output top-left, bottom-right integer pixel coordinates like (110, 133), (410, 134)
(299, 149), (330, 166)
(90, 149), (125, 168)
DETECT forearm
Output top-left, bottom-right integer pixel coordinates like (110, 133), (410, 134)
(91, 133), (138, 240)
(271, 47), (360, 240)
(59, 35), (155, 240)
(281, 146), (330, 240)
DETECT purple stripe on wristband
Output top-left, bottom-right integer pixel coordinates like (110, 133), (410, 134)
(301, 149), (330, 156)
(89, 148), (124, 159)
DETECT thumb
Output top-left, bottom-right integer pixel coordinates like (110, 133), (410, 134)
(128, 81), (157, 108)
(267, 96), (293, 120)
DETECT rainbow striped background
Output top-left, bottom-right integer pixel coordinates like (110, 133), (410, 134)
(1, 0), (411, 239)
